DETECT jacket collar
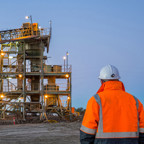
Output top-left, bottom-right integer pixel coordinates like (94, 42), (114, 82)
(97, 81), (125, 93)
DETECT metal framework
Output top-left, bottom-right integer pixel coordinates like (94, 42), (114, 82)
(0, 22), (72, 120)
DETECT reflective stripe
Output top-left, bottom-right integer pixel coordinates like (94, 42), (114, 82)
(133, 96), (140, 133)
(140, 128), (144, 133)
(96, 131), (139, 138)
(133, 96), (139, 109)
(80, 125), (96, 135)
(94, 94), (139, 138)
(94, 94), (103, 134)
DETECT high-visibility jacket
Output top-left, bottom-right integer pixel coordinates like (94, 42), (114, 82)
(80, 81), (144, 144)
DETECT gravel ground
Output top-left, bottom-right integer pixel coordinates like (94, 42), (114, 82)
(0, 122), (81, 144)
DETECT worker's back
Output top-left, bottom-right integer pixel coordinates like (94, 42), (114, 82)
(98, 81), (138, 135)
(80, 81), (144, 144)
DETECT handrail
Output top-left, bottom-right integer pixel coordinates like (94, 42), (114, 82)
(1, 43), (18, 51)
(1, 64), (72, 73)
(44, 83), (70, 92)
(0, 27), (50, 42)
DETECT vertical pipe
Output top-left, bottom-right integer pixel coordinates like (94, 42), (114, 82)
(0, 47), (2, 92)
(30, 15), (33, 35)
(1, 45), (3, 73)
(8, 53), (9, 92)
(0, 53), (1, 73)
(63, 56), (66, 72)
(70, 73), (72, 108)
(66, 52), (68, 72)
(64, 59), (65, 72)
(69, 73), (72, 120)
(8, 80), (9, 92)
(40, 41), (45, 119)
(1, 45), (4, 118)
(23, 43), (26, 120)
(0, 48), (2, 93)
(3, 104), (6, 119)
(67, 78), (69, 91)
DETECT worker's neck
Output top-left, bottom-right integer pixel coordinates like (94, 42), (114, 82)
(100, 79), (119, 85)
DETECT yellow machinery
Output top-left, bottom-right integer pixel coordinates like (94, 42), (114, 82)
(0, 21), (72, 120)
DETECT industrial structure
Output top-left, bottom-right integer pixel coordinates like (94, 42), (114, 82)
(0, 18), (72, 120)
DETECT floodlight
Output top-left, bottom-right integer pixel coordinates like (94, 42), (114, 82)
(25, 16), (29, 19)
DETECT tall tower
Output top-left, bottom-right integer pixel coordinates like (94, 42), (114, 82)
(0, 20), (72, 120)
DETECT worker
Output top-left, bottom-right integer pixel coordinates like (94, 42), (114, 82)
(80, 64), (144, 144)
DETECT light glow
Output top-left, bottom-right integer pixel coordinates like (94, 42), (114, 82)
(67, 97), (70, 100)
(65, 74), (69, 78)
(18, 74), (23, 78)
(0, 94), (4, 98)
(63, 56), (66, 60)
(1, 52), (5, 56)
(25, 16), (29, 19)
(45, 95), (48, 98)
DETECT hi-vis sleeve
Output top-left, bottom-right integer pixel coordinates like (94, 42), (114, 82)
(80, 96), (99, 134)
(138, 100), (144, 133)
(138, 100), (144, 144)
(80, 96), (99, 144)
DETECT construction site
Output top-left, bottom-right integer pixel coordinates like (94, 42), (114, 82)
(1, 1), (143, 144)
(0, 18), (73, 122)
(0, 17), (82, 144)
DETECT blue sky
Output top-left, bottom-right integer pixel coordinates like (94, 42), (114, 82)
(0, 0), (144, 108)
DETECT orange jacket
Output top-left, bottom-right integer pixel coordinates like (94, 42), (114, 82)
(80, 81), (144, 139)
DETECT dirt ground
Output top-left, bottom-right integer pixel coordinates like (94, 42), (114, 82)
(0, 122), (81, 144)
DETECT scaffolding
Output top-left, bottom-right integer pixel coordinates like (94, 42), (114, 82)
(0, 21), (72, 120)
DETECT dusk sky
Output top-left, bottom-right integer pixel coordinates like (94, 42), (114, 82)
(0, 0), (144, 108)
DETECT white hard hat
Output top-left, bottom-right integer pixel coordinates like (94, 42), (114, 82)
(98, 64), (120, 80)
